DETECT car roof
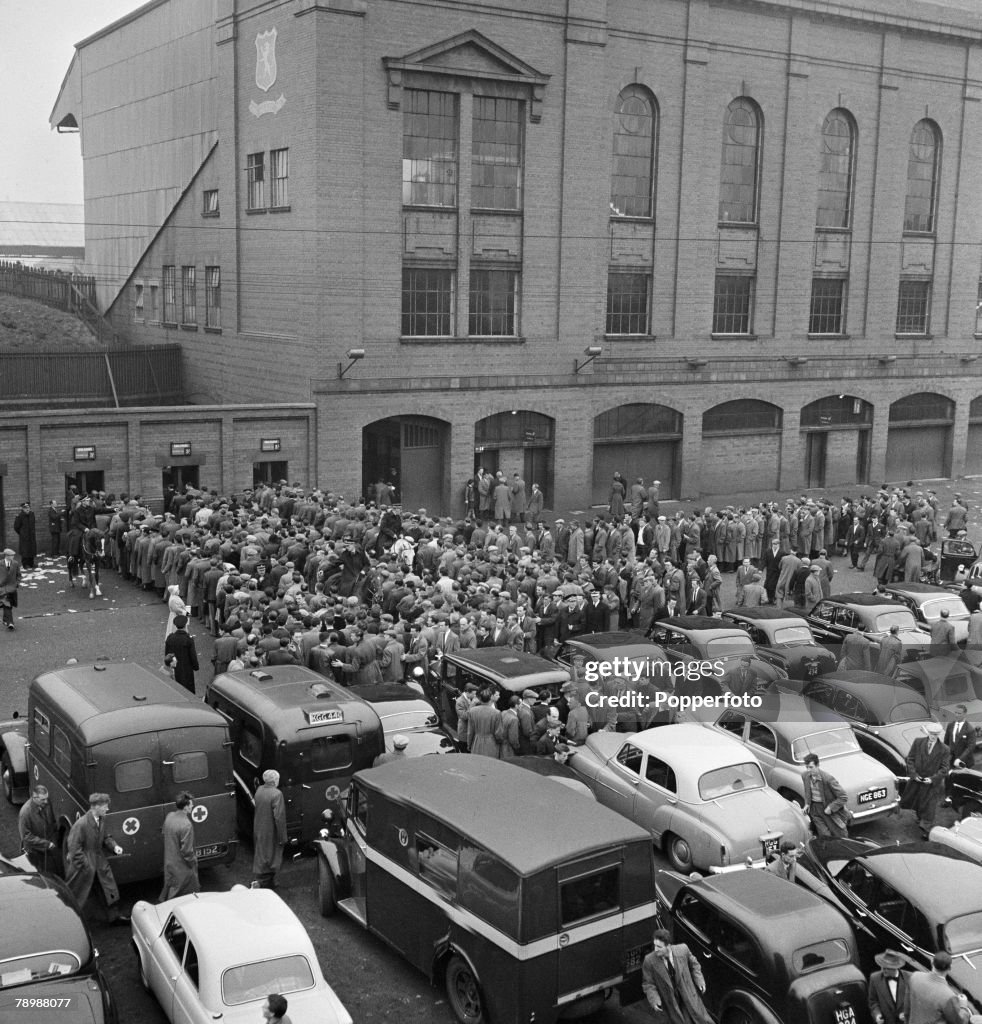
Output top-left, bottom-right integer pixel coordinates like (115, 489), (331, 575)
(896, 658), (980, 687)
(348, 684), (435, 707)
(0, 874), (90, 963)
(884, 583), (950, 596)
(572, 631), (655, 649)
(663, 615), (741, 632)
(822, 593), (906, 608)
(442, 648), (570, 688)
(724, 607), (808, 623)
(808, 673), (930, 718)
(31, 664), (227, 745)
(624, 723), (759, 771)
(565, 637), (669, 660)
(735, 692), (846, 738)
(357, 757), (648, 875)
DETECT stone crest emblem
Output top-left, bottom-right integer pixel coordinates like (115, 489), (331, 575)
(255, 28), (278, 93)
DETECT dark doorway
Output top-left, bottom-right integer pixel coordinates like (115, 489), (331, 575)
(162, 465), (200, 510)
(473, 412), (555, 511)
(363, 416), (449, 514)
(804, 432), (827, 489)
(253, 461), (289, 488)
(66, 470), (105, 505)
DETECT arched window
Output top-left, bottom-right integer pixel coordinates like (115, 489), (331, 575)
(816, 109), (856, 228)
(904, 120), (940, 233)
(719, 99), (761, 224)
(610, 87), (656, 218)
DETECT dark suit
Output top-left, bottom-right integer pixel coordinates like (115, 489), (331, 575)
(868, 969), (909, 1024)
(164, 627), (200, 693)
(0, 556), (20, 626)
(945, 720), (976, 769)
(900, 736), (950, 830)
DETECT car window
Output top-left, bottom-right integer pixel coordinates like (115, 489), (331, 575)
(416, 833), (458, 898)
(348, 786), (367, 832)
(559, 866), (620, 927)
(716, 710), (746, 738)
(171, 751), (209, 783)
(813, 603), (835, 622)
(832, 690), (868, 722)
(873, 611), (915, 632)
(52, 727), (72, 776)
(676, 892), (716, 941)
(792, 938), (851, 974)
(746, 721), (777, 753)
(115, 758), (153, 793)
(644, 756), (677, 793)
(616, 743), (644, 775)
(773, 626), (813, 644)
(310, 735), (353, 773)
(222, 955), (315, 1005)
(698, 762), (766, 800)
(238, 718), (263, 768)
(835, 608), (858, 630)
(718, 917), (761, 975)
(804, 681), (834, 707)
(31, 708), (51, 757)
(0, 950), (83, 988)
(874, 882), (933, 951)
(164, 916), (187, 962)
(184, 939), (199, 989)
(458, 846), (520, 935)
(945, 912), (982, 954)
(892, 703), (931, 724)
(838, 862), (875, 905)
(791, 728), (860, 762)
(706, 636), (755, 656)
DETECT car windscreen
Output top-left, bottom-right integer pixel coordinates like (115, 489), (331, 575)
(872, 610), (917, 632)
(792, 938), (851, 974)
(944, 913), (982, 954)
(222, 954), (315, 1005)
(791, 728), (860, 761)
(698, 762), (766, 800)
(772, 626), (813, 644)
(0, 951), (82, 989)
(891, 703), (931, 724)
(921, 597), (968, 621)
(705, 636), (755, 656)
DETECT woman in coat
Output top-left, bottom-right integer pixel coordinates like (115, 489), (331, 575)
(608, 475), (626, 518)
(165, 583), (187, 638)
(467, 689), (502, 758)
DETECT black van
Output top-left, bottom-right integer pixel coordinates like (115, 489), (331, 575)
(26, 663), (237, 885)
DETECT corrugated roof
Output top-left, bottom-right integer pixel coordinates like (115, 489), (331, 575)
(0, 202), (84, 254)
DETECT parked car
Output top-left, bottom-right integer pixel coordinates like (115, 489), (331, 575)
(796, 837), (982, 1013)
(508, 754), (597, 800)
(939, 537), (979, 584)
(0, 710), (28, 805)
(0, 862), (118, 1022)
(895, 657), (982, 740)
(930, 814), (982, 859)
(654, 867), (870, 1024)
(805, 593), (931, 662)
(883, 582), (970, 645)
(648, 615), (788, 692)
(347, 683), (456, 756)
(687, 691), (900, 823)
(719, 607), (837, 684)
(946, 768), (982, 819)
(801, 671), (936, 777)
(132, 886), (351, 1024)
(314, 757), (655, 1023)
(568, 723), (810, 873)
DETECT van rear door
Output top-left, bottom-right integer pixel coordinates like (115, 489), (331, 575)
(158, 726), (237, 864)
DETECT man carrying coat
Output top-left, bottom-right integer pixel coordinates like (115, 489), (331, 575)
(253, 769), (288, 889)
(65, 793), (127, 924)
(641, 928), (714, 1024)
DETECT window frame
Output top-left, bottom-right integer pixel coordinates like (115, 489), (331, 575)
(133, 280), (145, 323)
(606, 271), (651, 337)
(162, 265), (177, 325)
(402, 88), (459, 209)
(401, 266), (455, 338)
(816, 109), (856, 230)
(468, 267), (519, 338)
(181, 265), (197, 327)
(269, 148), (289, 210)
(895, 279), (932, 337)
(147, 280), (160, 324)
(611, 86), (656, 219)
(903, 120), (941, 235)
(712, 274), (755, 336)
(205, 266), (221, 331)
(246, 152), (265, 212)
(808, 277), (847, 337)
(471, 96), (524, 211)
(202, 189), (219, 217)
(718, 98), (762, 226)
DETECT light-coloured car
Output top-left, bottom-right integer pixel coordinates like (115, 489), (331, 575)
(930, 815), (982, 860)
(883, 583), (970, 645)
(568, 723), (810, 874)
(131, 886), (352, 1024)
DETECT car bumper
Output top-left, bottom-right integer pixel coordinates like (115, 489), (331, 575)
(709, 857), (768, 873)
(850, 797), (900, 821)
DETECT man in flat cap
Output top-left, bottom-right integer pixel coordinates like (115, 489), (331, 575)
(0, 547), (21, 631)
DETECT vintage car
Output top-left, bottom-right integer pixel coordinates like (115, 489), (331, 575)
(801, 672), (936, 778)
(929, 814), (982, 860)
(0, 862), (118, 1022)
(509, 754), (596, 800)
(347, 683), (456, 756)
(796, 837), (982, 1013)
(687, 691), (900, 823)
(654, 868), (870, 1024)
(568, 723), (810, 873)
(648, 615), (788, 692)
(883, 582), (970, 645)
(719, 607), (837, 683)
(940, 537), (979, 584)
(0, 710), (28, 805)
(131, 886), (352, 1024)
(894, 657), (982, 739)
(946, 768), (982, 819)
(314, 757), (655, 1024)
(805, 593), (931, 661)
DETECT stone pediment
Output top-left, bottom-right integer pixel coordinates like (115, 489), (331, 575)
(383, 30), (549, 121)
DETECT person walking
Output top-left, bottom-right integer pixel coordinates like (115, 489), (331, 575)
(158, 791), (200, 901)
(945, 705), (976, 770)
(47, 499), (65, 557)
(874, 624), (904, 677)
(641, 928), (714, 1024)
(164, 615), (199, 694)
(18, 784), (60, 875)
(903, 952), (971, 1024)
(65, 793), (127, 925)
(868, 949), (910, 1024)
(930, 608), (957, 657)
(165, 583), (188, 638)
(253, 770), (288, 889)
(13, 502), (37, 569)
(900, 721), (950, 838)
(0, 548), (21, 631)
(803, 753), (850, 837)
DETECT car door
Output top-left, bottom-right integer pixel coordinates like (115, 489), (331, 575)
(745, 720), (779, 779)
(636, 753), (678, 843)
(151, 914), (201, 1024)
(831, 861), (885, 953)
(599, 741), (645, 818)
(807, 602), (841, 646)
(671, 892), (730, 1017)
(868, 878), (934, 966)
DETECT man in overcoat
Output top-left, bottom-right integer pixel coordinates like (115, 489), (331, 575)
(65, 793), (126, 923)
(158, 791), (200, 902)
(253, 769), (288, 889)
(900, 721), (950, 837)
(641, 928), (713, 1024)
(164, 615), (199, 693)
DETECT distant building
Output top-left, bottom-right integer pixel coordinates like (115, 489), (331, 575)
(40, 0), (982, 512)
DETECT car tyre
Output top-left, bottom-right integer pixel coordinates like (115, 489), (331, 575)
(959, 800), (982, 821)
(445, 954), (486, 1024)
(1, 754), (13, 804)
(665, 833), (695, 874)
(317, 857), (337, 917)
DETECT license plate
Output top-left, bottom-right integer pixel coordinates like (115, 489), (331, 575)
(623, 943), (649, 972)
(806, 662), (819, 677)
(833, 1005), (858, 1024)
(195, 843), (226, 859)
(858, 788), (887, 805)
(760, 832), (782, 857)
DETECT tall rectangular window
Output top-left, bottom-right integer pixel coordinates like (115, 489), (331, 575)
(469, 269), (517, 336)
(471, 97), (523, 210)
(606, 273), (650, 335)
(809, 278), (845, 335)
(202, 189), (219, 216)
(976, 280), (982, 336)
(896, 280), (931, 334)
(181, 265), (196, 326)
(270, 148), (289, 207)
(403, 90), (458, 207)
(148, 281), (159, 322)
(712, 275), (754, 335)
(134, 281), (145, 322)
(246, 152), (265, 210)
(402, 268), (453, 337)
(162, 265), (177, 323)
(205, 266), (221, 329)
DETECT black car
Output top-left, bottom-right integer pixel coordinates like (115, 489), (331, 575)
(720, 607), (837, 684)
(654, 867), (869, 1024)
(0, 863), (118, 1021)
(804, 594), (931, 662)
(796, 837), (982, 1014)
(801, 671), (935, 777)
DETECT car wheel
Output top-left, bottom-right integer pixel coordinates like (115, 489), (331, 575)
(778, 788), (805, 809)
(1, 754), (13, 804)
(134, 944), (150, 992)
(665, 833), (695, 874)
(445, 954), (486, 1024)
(317, 857), (337, 917)
(960, 800), (982, 821)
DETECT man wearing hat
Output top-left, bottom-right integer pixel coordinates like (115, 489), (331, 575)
(164, 615), (199, 694)
(0, 547), (21, 631)
(874, 624), (904, 677)
(900, 722), (950, 838)
(374, 734), (410, 766)
(13, 502), (37, 569)
(868, 950), (910, 1024)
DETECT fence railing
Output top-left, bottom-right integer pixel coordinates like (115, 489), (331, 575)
(0, 260), (98, 314)
(0, 346), (184, 407)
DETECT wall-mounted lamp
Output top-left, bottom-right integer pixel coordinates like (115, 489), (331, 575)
(786, 356), (808, 366)
(687, 358), (708, 368)
(877, 355), (897, 364)
(961, 354), (979, 364)
(574, 345), (603, 374)
(338, 348), (366, 378)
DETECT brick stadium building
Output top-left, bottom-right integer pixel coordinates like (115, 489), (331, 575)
(32, 0), (982, 516)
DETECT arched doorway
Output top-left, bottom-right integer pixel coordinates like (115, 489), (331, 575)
(885, 393), (953, 481)
(592, 404), (682, 505)
(967, 397), (982, 476)
(474, 411), (555, 509)
(362, 415), (450, 514)
(800, 396), (872, 488)
(701, 400), (782, 493)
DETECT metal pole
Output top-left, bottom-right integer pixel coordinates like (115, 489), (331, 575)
(104, 351), (120, 408)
